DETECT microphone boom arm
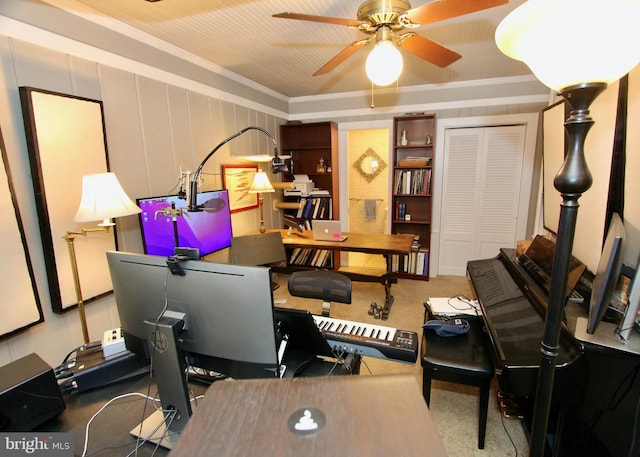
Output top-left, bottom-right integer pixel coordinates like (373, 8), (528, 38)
(187, 126), (284, 211)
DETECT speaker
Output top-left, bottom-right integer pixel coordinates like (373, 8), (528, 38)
(0, 353), (65, 431)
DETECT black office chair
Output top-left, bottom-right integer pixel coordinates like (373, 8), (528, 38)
(230, 232), (287, 289)
(287, 270), (351, 317)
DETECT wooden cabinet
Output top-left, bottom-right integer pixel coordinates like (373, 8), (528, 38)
(391, 114), (435, 280)
(279, 121), (339, 269)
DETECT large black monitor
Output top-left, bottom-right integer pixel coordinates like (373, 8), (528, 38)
(106, 251), (280, 445)
(587, 213), (625, 334)
(137, 189), (233, 257)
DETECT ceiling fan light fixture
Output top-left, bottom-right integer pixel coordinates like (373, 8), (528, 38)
(366, 39), (403, 86)
(495, 0), (640, 92)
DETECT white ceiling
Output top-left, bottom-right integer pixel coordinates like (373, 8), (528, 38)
(45, 0), (533, 98)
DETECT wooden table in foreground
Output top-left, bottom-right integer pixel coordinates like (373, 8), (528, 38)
(169, 374), (447, 457)
(273, 229), (414, 317)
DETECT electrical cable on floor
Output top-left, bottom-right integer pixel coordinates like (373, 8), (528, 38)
(80, 391), (157, 457)
(359, 356), (373, 375)
(500, 413), (519, 457)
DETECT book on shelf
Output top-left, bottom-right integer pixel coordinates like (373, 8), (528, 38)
(289, 248), (331, 268)
(296, 198), (307, 218)
(397, 156), (431, 167)
(394, 169), (431, 195)
(312, 198), (322, 219)
(300, 196), (332, 222)
(289, 248), (302, 264)
(416, 249), (429, 276)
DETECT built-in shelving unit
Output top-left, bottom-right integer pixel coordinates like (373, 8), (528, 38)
(391, 114), (435, 280)
(279, 121), (339, 269)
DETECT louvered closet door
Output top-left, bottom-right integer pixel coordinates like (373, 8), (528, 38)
(439, 125), (527, 275)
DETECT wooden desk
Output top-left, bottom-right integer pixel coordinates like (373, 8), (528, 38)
(275, 229), (415, 316)
(37, 351), (357, 456)
(169, 374), (447, 457)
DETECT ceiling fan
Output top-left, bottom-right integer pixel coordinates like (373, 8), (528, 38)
(273, 0), (508, 84)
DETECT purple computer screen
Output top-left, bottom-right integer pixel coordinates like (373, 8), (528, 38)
(137, 190), (233, 257)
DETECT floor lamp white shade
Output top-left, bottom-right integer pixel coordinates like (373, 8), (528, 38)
(66, 172), (140, 343)
(495, 0), (640, 92)
(73, 172), (141, 225)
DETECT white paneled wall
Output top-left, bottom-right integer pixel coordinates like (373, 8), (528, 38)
(0, 35), (285, 367)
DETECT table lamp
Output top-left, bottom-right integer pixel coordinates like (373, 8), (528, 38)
(248, 171), (275, 233)
(495, 1), (640, 456)
(64, 172), (141, 343)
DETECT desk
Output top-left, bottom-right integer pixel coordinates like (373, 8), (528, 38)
(36, 352), (357, 456)
(275, 229), (414, 315)
(169, 374), (447, 457)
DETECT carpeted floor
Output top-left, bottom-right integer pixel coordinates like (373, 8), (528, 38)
(272, 267), (530, 457)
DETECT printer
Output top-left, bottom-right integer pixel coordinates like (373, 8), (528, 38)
(284, 175), (314, 197)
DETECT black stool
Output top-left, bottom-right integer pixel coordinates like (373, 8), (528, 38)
(420, 306), (494, 449)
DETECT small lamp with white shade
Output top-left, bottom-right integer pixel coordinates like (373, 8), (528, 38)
(248, 171), (275, 234)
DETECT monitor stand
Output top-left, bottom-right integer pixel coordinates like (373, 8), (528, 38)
(130, 316), (193, 450)
(575, 316), (640, 355)
(130, 410), (182, 450)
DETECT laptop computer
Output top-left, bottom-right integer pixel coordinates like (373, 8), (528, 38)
(312, 220), (347, 242)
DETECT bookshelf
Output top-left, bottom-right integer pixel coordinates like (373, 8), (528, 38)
(279, 121), (340, 269)
(391, 114), (435, 280)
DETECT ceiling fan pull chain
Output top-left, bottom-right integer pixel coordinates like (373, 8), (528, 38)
(370, 82), (375, 109)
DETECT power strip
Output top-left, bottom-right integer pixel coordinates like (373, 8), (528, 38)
(102, 328), (127, 358)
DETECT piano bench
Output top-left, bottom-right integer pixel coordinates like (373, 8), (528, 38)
(420, 315), (494, 449)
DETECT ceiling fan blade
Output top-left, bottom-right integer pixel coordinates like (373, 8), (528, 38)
(273, 12), (366, 28)
(398, 33), (461, 68)
(405, 0), (508, 25)
(313, 40), (370, 76)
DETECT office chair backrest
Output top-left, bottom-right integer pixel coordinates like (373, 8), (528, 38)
(230, 232), (287, 266)
(287, 270), (352, 317)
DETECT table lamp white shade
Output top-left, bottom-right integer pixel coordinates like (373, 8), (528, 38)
(248, 171), (275, 193)
(495, 0), (640, 92)
(73, 172), (141, 225)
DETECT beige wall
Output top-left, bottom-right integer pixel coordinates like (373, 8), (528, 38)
(0, 6), (551, 367)
(0, 35), (286, 367)
(347, 128), (389, 234)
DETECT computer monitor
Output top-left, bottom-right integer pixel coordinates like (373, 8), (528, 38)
(107, 251), (280, 445)
(137, 189), (233, 257)
(587, 213), (625, 334)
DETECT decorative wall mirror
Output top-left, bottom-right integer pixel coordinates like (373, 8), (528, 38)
(20, 87), (116, 314)
(353, 147), (387, 183)
(0, 124), (44, 338)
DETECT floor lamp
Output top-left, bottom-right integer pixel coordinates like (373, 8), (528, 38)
(495, 1), (640, 456)
(64, 172), (141, 344)
(248, 171), (275, 233)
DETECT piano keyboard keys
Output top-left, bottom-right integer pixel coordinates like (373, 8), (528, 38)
(312, 316), (397, 342)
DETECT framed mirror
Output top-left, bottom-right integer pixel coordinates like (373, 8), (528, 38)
(20, 87), (116, 314)
(353, 147), (387, 183)
(0, 124), (44, 338)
